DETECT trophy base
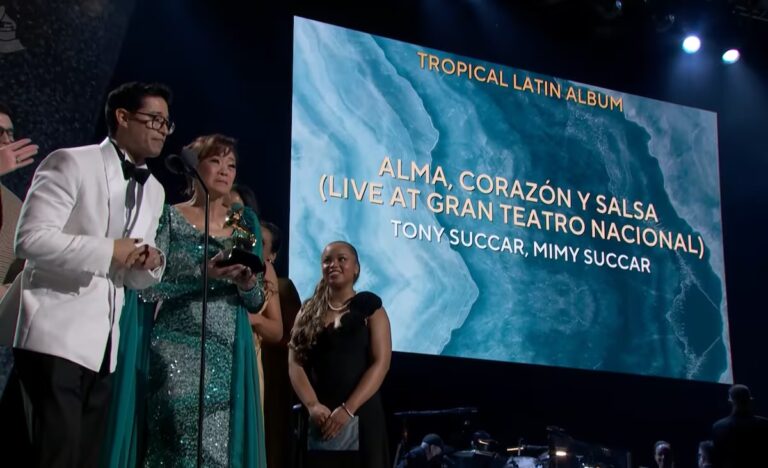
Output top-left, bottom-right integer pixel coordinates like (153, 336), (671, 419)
(216, 248), (265, 273)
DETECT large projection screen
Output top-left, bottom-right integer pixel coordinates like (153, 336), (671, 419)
(289, 17), (731, 383)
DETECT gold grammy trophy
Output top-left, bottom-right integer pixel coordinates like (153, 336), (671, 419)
(217, 203), (263, 274)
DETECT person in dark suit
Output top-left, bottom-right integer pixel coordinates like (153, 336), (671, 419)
(711, 384), (768, 468)
(397, 433), (444, 468)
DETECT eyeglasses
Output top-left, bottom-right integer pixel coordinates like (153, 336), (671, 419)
(131, 111), (175, 135)
(0, 126), (14, 141)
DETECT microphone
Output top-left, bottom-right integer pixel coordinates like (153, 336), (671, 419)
(165, 148), (198, 175)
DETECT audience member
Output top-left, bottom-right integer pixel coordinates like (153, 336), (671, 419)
(698, 440), (714, 468)
(397, 433), (444, 468)
(654, 440), (674, 468)
(711, 384), (768, 468)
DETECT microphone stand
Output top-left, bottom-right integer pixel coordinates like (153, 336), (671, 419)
(195, 176), (210, 468)
(164, 152), (210, 468)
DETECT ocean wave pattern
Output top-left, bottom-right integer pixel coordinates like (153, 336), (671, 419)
(289, 18), (730, 383)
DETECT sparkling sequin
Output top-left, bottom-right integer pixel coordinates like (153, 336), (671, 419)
(143, 206), (265, 467)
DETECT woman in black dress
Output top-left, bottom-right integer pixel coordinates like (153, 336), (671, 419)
(289, 241), (392, 468)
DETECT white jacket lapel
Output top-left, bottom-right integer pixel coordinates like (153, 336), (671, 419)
(100, 139), (127, 239)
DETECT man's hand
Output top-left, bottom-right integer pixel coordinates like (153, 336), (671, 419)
(0, 139), (38, 176)
(112, 238), (144, 268)
(130, 245), (163, 271)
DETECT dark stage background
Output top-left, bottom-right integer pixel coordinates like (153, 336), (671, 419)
(3, 0), (767, 466)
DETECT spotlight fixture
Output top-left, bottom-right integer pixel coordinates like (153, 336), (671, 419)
(722, 49), (740, 64)
(682, 35), (701, 54)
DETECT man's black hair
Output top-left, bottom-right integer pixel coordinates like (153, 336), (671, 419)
(105, 82), (172, 135)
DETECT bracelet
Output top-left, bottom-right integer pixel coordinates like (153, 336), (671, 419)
(341, 402), (354, 418)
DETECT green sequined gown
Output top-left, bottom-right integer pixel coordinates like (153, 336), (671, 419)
(142, 205), (267, 468)
(100, 289), (154, 468)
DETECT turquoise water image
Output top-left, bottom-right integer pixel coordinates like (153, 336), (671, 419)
(289, 17), (729, 383)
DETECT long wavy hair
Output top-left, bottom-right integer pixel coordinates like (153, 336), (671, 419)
(290, 241), (359, 364)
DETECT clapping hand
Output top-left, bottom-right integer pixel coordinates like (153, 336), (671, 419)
(0, 138), (38, 176)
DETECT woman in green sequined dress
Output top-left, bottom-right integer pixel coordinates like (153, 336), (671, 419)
(141, 135), (282, 467)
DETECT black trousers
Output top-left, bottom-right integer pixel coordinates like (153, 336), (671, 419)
(13, 348), (113, 468)
(0, 366), (33, 464)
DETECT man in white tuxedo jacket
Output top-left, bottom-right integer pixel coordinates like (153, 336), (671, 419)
(2, 82), (172, 468)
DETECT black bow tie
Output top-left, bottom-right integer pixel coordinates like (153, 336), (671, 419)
(111, 140), (150, 185)
(121, 159), (150, 185)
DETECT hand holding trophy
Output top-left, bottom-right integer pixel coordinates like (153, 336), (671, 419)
(215, 203), (272, 311)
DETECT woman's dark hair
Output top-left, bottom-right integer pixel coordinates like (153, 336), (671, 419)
(232, 183), (259, 214)
(260, 221), (282, 256)
(105, 82), (172, 135)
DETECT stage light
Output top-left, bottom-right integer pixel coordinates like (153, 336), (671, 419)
(722, 49), (740, 64)
(555, 450), (568, 457)
(682, 35), (701, 54)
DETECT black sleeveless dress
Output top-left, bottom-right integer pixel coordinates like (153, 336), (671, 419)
(305, 291), (390, 468)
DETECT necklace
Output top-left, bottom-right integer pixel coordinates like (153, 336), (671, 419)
(327, 301), (348, 312)
(328, 292), (355, 311)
